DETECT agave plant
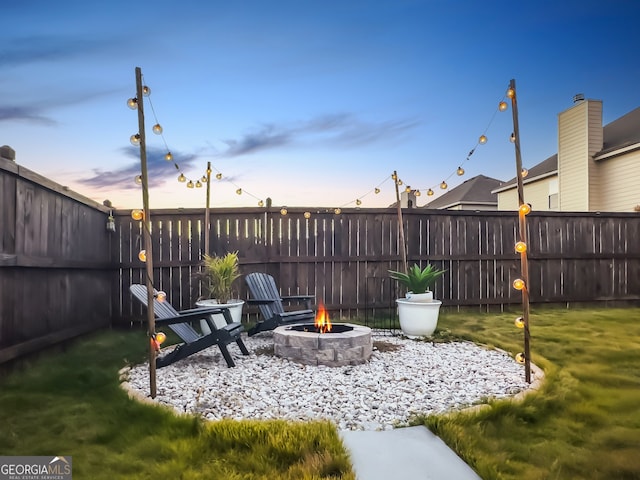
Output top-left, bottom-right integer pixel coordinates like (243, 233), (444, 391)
(388, 263), (446, 294)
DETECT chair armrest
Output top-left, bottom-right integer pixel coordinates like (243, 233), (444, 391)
(281, 295), (314, 309)
(156, 307), (231, 326)
(246, 299), (279, 305)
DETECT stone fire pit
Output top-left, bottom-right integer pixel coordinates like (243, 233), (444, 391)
(273, 323), (372, 367)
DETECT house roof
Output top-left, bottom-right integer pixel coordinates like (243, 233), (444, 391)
(423, 175), (503, 209)
(492, 154), (557, 193)
(599, 105), (640, 156)
(493, 104), (640, 192)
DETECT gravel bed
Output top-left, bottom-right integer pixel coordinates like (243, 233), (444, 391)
(125, 332), (531, 431)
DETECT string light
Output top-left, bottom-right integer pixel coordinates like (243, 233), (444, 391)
(187, 180), (194, 188)
(479, 134), (488, 144)
(195, 180), (202, 188)
(513, 278), (525, 290)
(440, 181), (448, 189)
(130, 134), (140, 146)
(515, 352), (526, 364)
(127, 98), (138, 110)
(138, 250), (147, 262)
(522, 168), (529, 178)
(514, 316), (525, 328)
(178, 173), (186, 183)
(164, 152), (173, 161)
(131, 209), (144, 221)
(499, 101), (508, 111)
(456, 166), (465, 176)
(304, 211), (311, 219)
(134, 175), (142, 185)
(519, 203), (531, 216)
(515, 241), (527, 253)
(152, 124), (163, 134)
(427, 189), (434, 196)
(510, 132), (516, 143)
(280, 207), (288, 215)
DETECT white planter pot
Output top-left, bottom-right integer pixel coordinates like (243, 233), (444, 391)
(405, 291), (433, 303)
(395, 298), (442, 338)
(196, 299), (245, 334)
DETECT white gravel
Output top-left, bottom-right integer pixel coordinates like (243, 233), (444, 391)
(124, 332), (531, 431)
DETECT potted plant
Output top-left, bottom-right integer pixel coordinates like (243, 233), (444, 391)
(195, 251), (245, 332)
(389, 263), (446, 338)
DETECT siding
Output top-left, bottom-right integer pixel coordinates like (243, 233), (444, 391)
(558, 101), (593, 211)
(496, 177), (555, 212)
(596, 149), (640, 211)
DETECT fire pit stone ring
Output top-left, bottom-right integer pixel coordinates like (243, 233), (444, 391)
(273, 323), (373, 367)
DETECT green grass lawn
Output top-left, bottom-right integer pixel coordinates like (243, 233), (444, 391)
(1, 306), (639, 479)
(424, 306), (640, 480)
(0, 330), (354, 480)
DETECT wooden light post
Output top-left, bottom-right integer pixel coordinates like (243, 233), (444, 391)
(509, 78), (532, 383)
(134, 66), (157, 397)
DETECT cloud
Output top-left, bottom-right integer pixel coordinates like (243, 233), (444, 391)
(219, 113), (418, 157)
(77, 146), (199, 190)
(0, 106), (56, 124)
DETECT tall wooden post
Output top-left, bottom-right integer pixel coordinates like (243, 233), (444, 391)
(393, 171), (408, 274)
(509, 78), (532, 383)
(135, 66), (157, 397)
(204, 161), (212, 257)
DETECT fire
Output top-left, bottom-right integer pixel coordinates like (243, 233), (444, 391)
(314, 302), (332, 333)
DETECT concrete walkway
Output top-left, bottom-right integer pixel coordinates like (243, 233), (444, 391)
(340, 426), (482, 480)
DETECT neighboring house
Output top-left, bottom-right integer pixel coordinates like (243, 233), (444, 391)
(389, 190), (419, 209)
(493, 99), (640, 212)
(422, 175), (503, 210)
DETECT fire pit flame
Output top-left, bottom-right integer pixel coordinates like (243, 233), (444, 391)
(314, 302), (332, 333)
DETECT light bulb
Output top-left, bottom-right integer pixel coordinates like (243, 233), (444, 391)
(519, 203), (531, 216)
(499, 101), (508, 112)
(258, 200), (264, 207)
(216, 173), (222, 180)
(510, 132), (516, 143)
(142, 85), (150, 96)
(138, 250), (147, 262)
(155, 331), (167, 344)
(127, 98), (138, 109)
(440, 181), (447, 189)
(405, 186), (411, 193)
(201, 176), (207, 183)
(507, 87), (515, 98)
(280, 207), (288, 215)
(515, 241), (527, 253)
(479, 134), (487, 144)
(334, 208), (342, 214)
(397, 179), (403, 186)
(131, 209), (144, 221)
(195, 180), (202, 188)
(304, 211), (311, 219)
(513, 278), (525, 290)
(515, 352), (526, 364)
(130, 134), (140, 146)
(134, 175), (142, 185)
(152, 124), (163, 135)
(165, 152), (173, 161)
(236, 188), (242, 195)
(178, 173), (186, 183)
(522, 168), (529, 178)
(457, 166), (465, 176)
(356, 199), (362, 206)
(415, 190), (421, 196)
(187, 180), (194, 188)
(514, 316), (525, 328)
(156, 291), (166, 303)
(427, 189), (434, 196)
(374, 188), (380, 194)
(391, 173), (397, 180)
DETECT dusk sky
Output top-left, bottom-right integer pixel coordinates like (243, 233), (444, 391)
(2, 0), (639, 210)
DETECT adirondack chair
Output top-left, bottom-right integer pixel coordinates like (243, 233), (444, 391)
(244, 272), (315, 336)
(129, 284), (249, 368)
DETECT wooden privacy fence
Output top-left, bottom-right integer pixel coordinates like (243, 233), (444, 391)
(115, 207), (640, 322)
(0, 158), (113, 365)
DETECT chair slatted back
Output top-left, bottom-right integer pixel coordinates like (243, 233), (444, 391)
(129, 284), (201, 343)
(245, 272), (285, 320)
